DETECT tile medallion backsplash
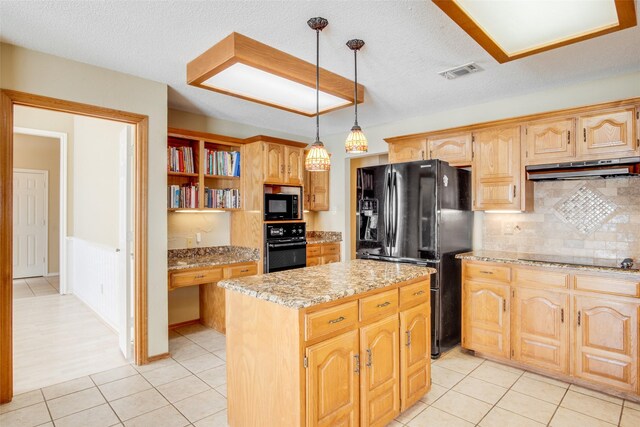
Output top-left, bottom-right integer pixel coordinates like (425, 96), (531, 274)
(482, 177), (640, 263)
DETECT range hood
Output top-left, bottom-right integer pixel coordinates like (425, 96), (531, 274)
(526, 157), (640, 181)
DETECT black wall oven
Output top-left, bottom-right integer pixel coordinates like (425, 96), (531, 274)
(264, 193), (300, 221)
(264, 223), (307, 273)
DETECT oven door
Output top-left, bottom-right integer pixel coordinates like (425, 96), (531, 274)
(265, 241), (307, 273)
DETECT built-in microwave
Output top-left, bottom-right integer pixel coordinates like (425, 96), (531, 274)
(264, 193), (300, 221)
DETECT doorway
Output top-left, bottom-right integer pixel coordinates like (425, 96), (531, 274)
(0, 90), (149, 404)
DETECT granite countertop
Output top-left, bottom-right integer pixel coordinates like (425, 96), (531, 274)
(219, 259), (435, 309)
(456, 250), (640, 275)
(306, 231), (342, 244)
(168, 246), (259, 271)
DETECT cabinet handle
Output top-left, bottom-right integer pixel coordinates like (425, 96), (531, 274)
(561, 308), (564, 323)
(376, 301), (391, 308)
(328, 316), (345, 324)
(421, 150), (425, 160)
(354, 354), (360, 374)
(503, 298), (506, 312)
(413, 290), (425, 296)
(288, 165), (291, 174)
(577, 311), (581, 326)
(280, 165), (284, 174)
(313, 195), (316, 202)
(513, 185), (517, 199)
(194, 274), (205, 279)
(240, 269), (249, 273)
(366, 349), (373, 367)
(583, 128), (586, 142)
(406, 330), (412, 347)
(479, 270), (494, 275)
(567, 130), (570, 145)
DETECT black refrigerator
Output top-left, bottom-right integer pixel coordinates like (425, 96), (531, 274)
(356, 159), (473, 358)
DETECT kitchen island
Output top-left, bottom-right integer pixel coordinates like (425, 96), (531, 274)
(219, 259), (435, 427)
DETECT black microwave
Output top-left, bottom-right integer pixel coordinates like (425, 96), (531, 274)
(264, 193), (300, 221)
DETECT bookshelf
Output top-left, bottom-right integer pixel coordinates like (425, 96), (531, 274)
(167, 128), (245, 211)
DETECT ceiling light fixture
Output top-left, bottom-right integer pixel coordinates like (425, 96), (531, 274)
(345, 39), (368, 154)
(187, 32), (364, 116)
(433, 0), (637, 63)
(305, 17), (331, 172)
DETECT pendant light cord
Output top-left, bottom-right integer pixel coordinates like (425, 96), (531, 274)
(315, 28), (320, 143)
(353, 49), (358, 127)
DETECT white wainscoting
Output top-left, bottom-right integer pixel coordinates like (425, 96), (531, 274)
(67, 237), (119, 330)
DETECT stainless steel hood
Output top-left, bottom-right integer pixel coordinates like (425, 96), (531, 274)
(526, 157), (640, 181)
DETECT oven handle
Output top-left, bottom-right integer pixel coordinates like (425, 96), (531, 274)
(268, 242), (308, 249)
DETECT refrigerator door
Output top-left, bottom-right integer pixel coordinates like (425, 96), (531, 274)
(356, 165), (392, 257)
(437, 163), (473, 255)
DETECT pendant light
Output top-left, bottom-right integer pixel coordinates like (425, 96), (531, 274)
(305, 17), (331, 172)
(345, 39), (368, 154)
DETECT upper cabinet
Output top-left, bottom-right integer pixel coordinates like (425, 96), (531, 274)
(578, 107), (637, 159)
(524, 118), (575, 164)
(427, 132), (473, 166)
(263, 142), (285, 183)
(305, 170), (330, 211)
(388, 137), (426, 164)
(285, 146), (305, 185)
(263, 142), (304, 185)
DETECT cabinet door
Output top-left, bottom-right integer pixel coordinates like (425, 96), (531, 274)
(427, 133), (473, 166)
(578, 108), (637, 158)
(360, 316), (400, 427)
(399, 303), (430, 411)
(524, 118), (575, 164)
(462, 280), (510, 359)
(306, 330), (360, 427)
(388, 138), (426, 164)
(512, 288), (569, 374)
(308, 171), (330, 211)
(264, 143), (285, 183)
(473, 126), (521, 211)
(285, 146), (304, 185)
(574, 295), (638, 393)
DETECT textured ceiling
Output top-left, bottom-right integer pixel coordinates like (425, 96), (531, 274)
(1, 0), (639, 140)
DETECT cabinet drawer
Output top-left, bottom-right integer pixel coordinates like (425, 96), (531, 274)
(305, 301), (358, 341)
(323, 254), (340, 264)
(513, 267), (569, 289)
(321, 243), (340, 256)
(225, 263), (257, 279)
(465, 263), (511, 283)
(574, 275), (640, 298)
(307, 256), (321, 267)
(307, 245), (321, 257)
(360, 289), (399, 322)
(169, 268), (223, 290)
(399, 281), (429, 309)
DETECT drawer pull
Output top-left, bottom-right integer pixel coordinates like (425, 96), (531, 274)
(480, 270), (494, 275)
(577, 311), (581, 326)
(240, 269), (249, 273)
(376, 301), (391, 308)
(561, 308), (564, 323)
(413, 290), (425, 296)
(328, 316), (346, 324)
(194, 274), (205, 279)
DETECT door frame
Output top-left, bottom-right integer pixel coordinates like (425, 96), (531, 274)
(12, 168), (48, 278)
(0, 89), (150, 404)
(14, 127), (67, 289)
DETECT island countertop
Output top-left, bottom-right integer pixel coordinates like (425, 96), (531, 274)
(218, 259), (435, 309)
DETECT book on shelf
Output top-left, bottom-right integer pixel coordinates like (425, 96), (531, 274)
(204, 149), (240, 177)
(204, 188), (241, 209)
(167, 184), (199, 209)
(168, 146), (195, 173)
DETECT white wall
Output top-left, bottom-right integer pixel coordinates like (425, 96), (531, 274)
(317, 71), (640, 259)
(1, 43), (169, 357)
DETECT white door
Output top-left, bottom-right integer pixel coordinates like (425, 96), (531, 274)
(13, 170), (48, 278)
(118, 126), (134, 360)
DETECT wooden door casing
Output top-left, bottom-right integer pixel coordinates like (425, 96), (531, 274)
(399, 302), (430, 411)
(360, 315), (400, 427)
(511, 288), (569, 374)
(306, 330), (360, 427)
(427, 133), (473, 166)
(524, 118), (575, 164)
(573, 296), (638, 392)
(388, 138), (425, 164)
(578, 108), (637, 158)
(462, 280), (510, 358)
(285, 146), (304, 185)
(264, 143), (285, 183)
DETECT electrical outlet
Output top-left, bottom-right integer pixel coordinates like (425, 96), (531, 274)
(196, 232), (202, 244)
(502, 222), (514, 235)
(186, 237), (194, 247)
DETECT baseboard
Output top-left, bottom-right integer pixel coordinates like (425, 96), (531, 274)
(45, 273), (59, 277)
(169, 319), (201, 330)
(146, 352), (170, 363)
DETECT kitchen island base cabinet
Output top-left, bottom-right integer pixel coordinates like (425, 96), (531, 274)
(462, 281), (510, 359)
(400, 303), (430, 411)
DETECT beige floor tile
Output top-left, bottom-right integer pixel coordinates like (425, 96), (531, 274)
(0, 402), (50, 427)
(124, 404), (190, 427)
(0, 390), (43, 414)
(385, 421), (403, 427)
(430, 365), (465, 389)
(197, 365), (227, 389)
(212, 350), (226, 361)
(479, 407), (545, 427)
(431, 390), (492, 424)
(468, 363), (521, 388)
(511, 376), (567, 405)
(110, 389), (169, 421)
(193, 410), (228, 427)
(53, 403), (119, 427)
(419, 383), (447, 405)
(134, 357), (178, 373)
(568, 384), (623, 405)
(37, 422), (54, 427)
(214, 383), (227, 398)
(560, 390), (621, 424)
(625, 400), (640, 411)
(173, 389), (226, 423)
(13, 286), (35, 299)
(406, 405), (474, 427)
(91, 365), (139, 386)
(452, 376), (507, 404)
(497, 390), (557, 424)
(170, 342), (209, 362)
(620, 406), (640, 427)
(42, 376), (94, 400)
(550, 407), (617, 427)
(99, 375), (153, 401)
(47, 387), (106, 420)
(394, 401), (427, 424)
(141, 364), (191, 387)
(434, 353), (483, 375)
(179, 354), (225, 374)
(157, 375), (210, 403)
(482, 360), (525, 375)
(522, 371), (569, 388)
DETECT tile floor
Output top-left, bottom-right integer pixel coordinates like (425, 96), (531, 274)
(2, 324), (639, 427)
(13, 276), (60, 298)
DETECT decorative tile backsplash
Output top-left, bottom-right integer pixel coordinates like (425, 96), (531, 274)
(481, 177), (640, 263)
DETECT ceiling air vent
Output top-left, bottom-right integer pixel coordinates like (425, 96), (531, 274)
(438, 62), (483, 80)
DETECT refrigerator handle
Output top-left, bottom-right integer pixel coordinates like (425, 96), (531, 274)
(392, 171), (399, 247)
(384, 170), (391, 248)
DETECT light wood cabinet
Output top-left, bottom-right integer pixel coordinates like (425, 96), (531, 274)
(286, 146), (305, 185)
(574, 295), (638, 393)
(264, 142), (286, 184)
(427, 132), (473, 166)
(307, 243), (341, 267)
(360, 315), (400, 427)
(524, 118), (575, 164)
(472, 126), (522, 211)
(578, 107), (637, 158)
(306, 329), (360, 427)
(388, 138), (426, 164)
(400, 303), (431, 411)
(305, 170), (330, 211)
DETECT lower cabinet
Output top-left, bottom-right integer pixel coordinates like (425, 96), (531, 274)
(399, 303), (431, 411)
(307, 243), (341, 266)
